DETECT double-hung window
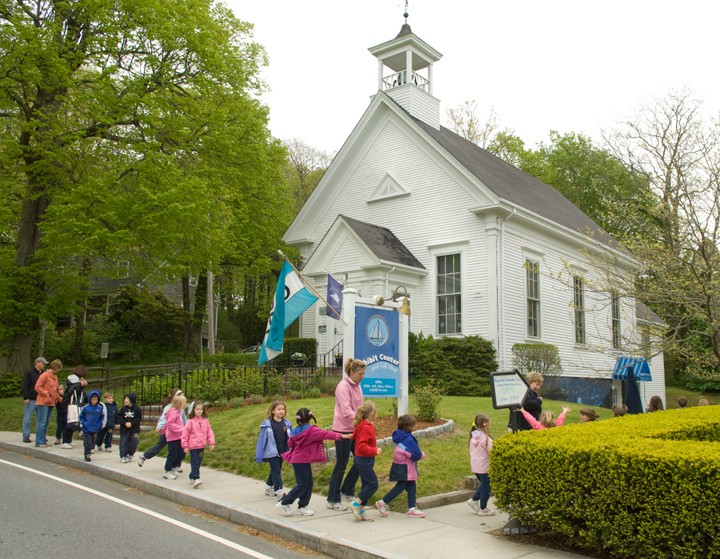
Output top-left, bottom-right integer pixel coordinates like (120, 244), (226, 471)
(437, 253), (461, 334)
(574, 276), (586, 345)
(526, 259), (541, 338)
(611, 292), (621, 350)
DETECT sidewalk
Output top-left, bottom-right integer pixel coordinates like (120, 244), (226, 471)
(0, 432), (591, 559)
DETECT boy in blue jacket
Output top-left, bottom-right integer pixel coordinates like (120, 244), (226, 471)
(79, 389), (105, 462)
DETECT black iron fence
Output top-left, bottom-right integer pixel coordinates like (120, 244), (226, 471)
(85, 360), (344, 422)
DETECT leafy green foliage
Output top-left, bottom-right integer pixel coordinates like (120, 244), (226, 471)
(0, 372), (21, 398)
(409, 333), (496, 396)
(413, 384), (443, 421)
(512, 343), (563, 376)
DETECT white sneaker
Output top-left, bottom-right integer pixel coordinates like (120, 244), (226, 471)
(327, 501), (348, 511)
(478, 508), (496, 516)
(104, 447), (112, 453)
(193, 479), (203, 489)
(138, 455), (146, 467)
(275, 490), (284, 501)
(296, 507), (314, 516)
(264, 485), (275, 496)
(276, 502), (293, 517)
(163, 471), (177, 480)
(120, 457), (129, 463)
(375, 501), (389, 517)
(350, 500), (363, 520)
(61, 443), (73, 449)
(341, 494), (355, 504)
(466, 498), (481, 513)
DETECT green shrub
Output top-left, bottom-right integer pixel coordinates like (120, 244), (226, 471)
(409, 333), (496, 396)
(414, 383), (443, 421)
(0, 372), (21, 398)
(512, 342), (563, 376)
(491, 407), (720, 558)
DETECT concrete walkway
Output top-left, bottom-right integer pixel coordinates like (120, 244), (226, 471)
(0, 432), (591, 559)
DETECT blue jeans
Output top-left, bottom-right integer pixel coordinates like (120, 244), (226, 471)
(327, 436), (359, 502)
(83, 432), (97, 457)
(142, 434), (167, 459)
(120, 431), (140, 458)
(164, 440), (185, 472)
(35, 405), (53, 446)
(55, 406), (67, 441)
(189, 448), (204, 480)
(265, 456), (284, 491)
(97, 426), (114, 449)
(282, 463), (313, 508)
(354, 456), (378, 506)
(22, 399), (37, 440)
(382, 479), (417, 509)
(473, 473), (491, 509)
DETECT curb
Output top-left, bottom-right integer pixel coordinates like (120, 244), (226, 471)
(1, 441), (403, 559)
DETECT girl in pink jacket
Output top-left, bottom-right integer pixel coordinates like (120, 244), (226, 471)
(162, 393), (187, 480)
(276, 408), (351, 517)
(520, 406), (571, 430)
(182, 400), (215, 489)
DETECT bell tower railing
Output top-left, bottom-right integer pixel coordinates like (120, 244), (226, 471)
(382, 70), (429, 92)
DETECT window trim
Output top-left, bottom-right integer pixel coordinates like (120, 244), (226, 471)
(611, 292), (621, 350)
(436, 252), (462, 336)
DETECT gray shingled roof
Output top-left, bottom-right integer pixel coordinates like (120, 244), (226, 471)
(636, 299), (666, 326)
(412, 118), (620, 250)
(341, 214), (425, 269)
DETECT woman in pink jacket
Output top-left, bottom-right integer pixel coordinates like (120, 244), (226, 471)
(34, 359), (63, 447)
(181, 400), (215, 489)
(327, 358), (366, 510)
(162, 393), (187, 480)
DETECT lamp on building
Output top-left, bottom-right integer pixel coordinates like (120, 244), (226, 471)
(375, 286), (411, 316)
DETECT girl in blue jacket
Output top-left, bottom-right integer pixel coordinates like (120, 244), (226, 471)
(255, 400), (292, 498)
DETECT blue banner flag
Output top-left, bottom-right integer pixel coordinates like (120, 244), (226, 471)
(326, 274), (343, 320)
(259, 262), (318, 365)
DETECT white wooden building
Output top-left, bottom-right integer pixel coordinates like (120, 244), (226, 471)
(283, 22), (665, 409)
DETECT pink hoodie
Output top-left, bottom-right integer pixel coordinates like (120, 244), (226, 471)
(182, 416), (215, 451)
(521, 409), (567, 430)
(165, 407), (184, 442)
(332, 375), (363, 432)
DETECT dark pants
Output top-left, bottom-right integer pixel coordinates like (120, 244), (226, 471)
(473, 473), (491, 509)
(382, 479), (417, 509)
(97, 426), (114, 449)
(354, 456), (378, 506)
(189, 448), (204, 481)
(120, 431), (140, 458)
(265, 456), (284, 491)
(327, 436), (359, 502)
(164, 440), (185, 472)
(55, 407), (67, 441)
(142, 434), (167, 459)
(83, 432), (97, 457)
(282, 463), (313, 508)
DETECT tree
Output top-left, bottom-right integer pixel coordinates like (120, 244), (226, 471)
(283, 138), (331, 211)
(0, 0), (288, 370)
(446, 102), (505, 149)
(606, 91), (720, 376)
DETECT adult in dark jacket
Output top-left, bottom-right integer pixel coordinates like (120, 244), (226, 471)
(59, 373), (88, 448)
(118, 393), (143, 462)
(20, 356), (48, 443)
(508, 372), (543, 432)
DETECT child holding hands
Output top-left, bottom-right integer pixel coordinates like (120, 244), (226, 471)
(181, 400), (215, 488)
(255, 400), (292, 498)
(375, 414), (426, 518)
(350, 401), (383, 521)
(276, 408), (350, 517)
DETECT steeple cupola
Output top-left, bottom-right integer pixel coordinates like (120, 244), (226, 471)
(368, 11), (443, 128)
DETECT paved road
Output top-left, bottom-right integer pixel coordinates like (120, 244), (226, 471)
(0, 449), (329, 559)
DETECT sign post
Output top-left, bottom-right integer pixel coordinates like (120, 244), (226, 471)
(489, 369), (530, 433)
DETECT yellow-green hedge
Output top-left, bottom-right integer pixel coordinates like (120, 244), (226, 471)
(491, 406), (720, 558)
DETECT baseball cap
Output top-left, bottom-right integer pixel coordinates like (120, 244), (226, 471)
(35, 356), (49, 365)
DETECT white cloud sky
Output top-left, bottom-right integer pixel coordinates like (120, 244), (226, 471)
(226, 0), (720, 153)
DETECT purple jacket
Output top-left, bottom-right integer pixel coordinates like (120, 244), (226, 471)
(281, 424), (342, 464)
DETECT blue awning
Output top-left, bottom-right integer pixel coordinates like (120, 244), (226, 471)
(613, 356), (652, 382)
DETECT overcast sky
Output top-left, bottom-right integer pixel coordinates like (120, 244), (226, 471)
(226, 0), (719, 154)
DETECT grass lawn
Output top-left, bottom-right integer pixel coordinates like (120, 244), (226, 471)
(3, 387), (714, 512)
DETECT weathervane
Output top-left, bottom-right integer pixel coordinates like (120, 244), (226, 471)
(404, 0), (409, 22)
